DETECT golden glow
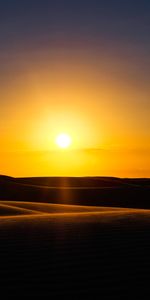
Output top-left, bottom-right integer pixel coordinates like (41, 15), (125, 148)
(56, 133), (72, 149)
(0, 52), (150, 177)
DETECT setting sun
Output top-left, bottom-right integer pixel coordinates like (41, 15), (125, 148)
(56, 133), (72, 149)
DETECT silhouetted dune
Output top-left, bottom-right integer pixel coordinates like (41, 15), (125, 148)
(17, 176), (150, 187)
(0, 175), (150, 209)
(17, 176), (131, 187)
(124, 178), (150, 187)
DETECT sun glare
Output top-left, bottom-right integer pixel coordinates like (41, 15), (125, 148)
(56, 133), (72, 149)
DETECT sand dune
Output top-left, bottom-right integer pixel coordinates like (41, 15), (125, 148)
(0, 202), (40, 216)
(0, 176), (150, 297)
(0, 201), (150, 220)
(1, 176), (150, 209)
(0, 201), (132, 216)
(0, 200), (150, 297)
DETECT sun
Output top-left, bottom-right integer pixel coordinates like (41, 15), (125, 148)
(56, 133), (72, 149)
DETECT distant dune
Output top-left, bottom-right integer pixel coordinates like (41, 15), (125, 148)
(5, 175), (150, 187)
(0, 175), (150, 209)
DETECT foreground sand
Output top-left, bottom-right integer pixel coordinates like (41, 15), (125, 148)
(0, 201), (150, 297)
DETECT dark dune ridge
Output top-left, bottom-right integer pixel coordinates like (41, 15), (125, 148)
(0, 175), (150, 209)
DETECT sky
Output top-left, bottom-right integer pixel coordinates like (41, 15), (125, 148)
(0, 0), (150, 177)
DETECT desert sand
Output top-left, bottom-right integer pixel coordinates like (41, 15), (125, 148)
(0, 199), (150, 297)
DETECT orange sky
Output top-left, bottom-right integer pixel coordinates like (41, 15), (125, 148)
(0, 51), (150, 177)
(1, 1), (150, 177)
